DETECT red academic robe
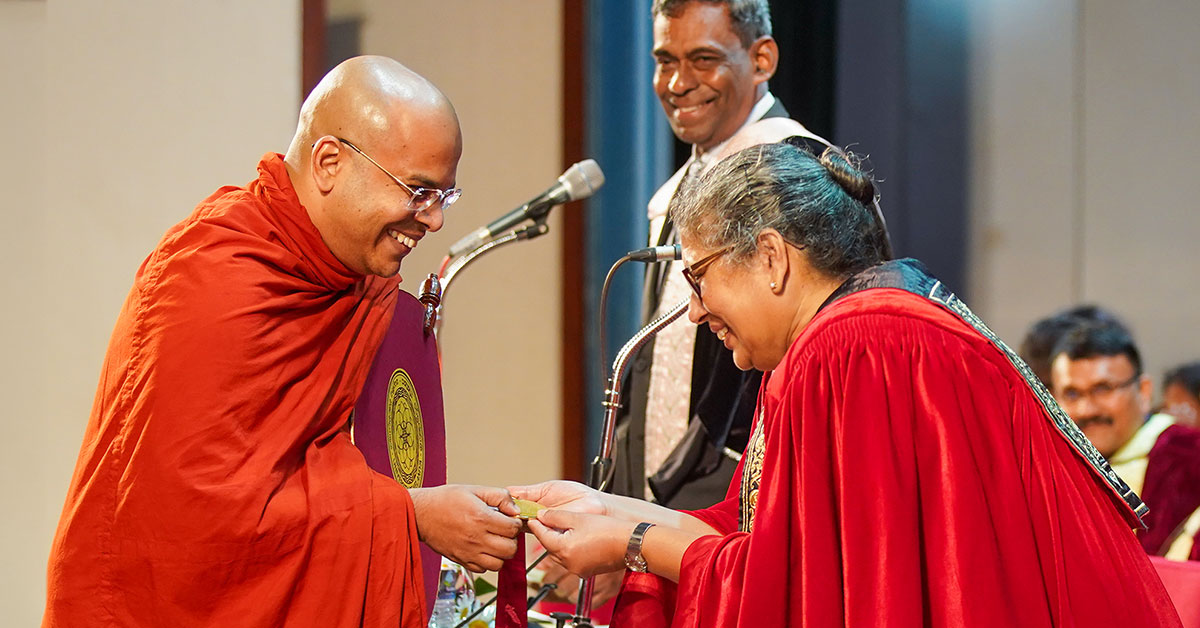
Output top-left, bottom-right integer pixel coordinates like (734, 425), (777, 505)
(44, 154), (425, 627)
(1140, 424), (1200, 558)
(614, 287), (1180, 626)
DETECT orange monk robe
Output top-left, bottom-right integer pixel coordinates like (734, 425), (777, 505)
(44, 154), (425, 627)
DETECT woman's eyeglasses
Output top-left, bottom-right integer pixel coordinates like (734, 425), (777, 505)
(681, 245), (734, 299)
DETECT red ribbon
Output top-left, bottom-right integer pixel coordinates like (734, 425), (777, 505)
(495, 534), (528, 628)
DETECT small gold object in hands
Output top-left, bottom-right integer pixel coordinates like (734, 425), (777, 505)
(513, 498), (546, 520)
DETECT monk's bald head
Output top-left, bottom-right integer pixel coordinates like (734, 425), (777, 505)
(286, 56), (462, 278)
(286, 56), (460, 165)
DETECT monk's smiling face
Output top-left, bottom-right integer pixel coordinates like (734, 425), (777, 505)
(289, 56), (463, 278)
(327, 110), (461, 278)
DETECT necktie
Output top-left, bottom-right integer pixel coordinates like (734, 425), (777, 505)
(641, 157), (706, 499)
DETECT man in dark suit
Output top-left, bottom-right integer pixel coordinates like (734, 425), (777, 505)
(614, 0), (821, 511)
(532, 1), (826, 610)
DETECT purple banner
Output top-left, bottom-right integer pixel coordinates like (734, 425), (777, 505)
(354, 290), (446, 618)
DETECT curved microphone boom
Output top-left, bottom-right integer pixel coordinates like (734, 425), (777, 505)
(446, 159), (605, 257)
(595, 243), (682, 427)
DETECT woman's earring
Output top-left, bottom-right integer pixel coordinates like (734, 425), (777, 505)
(770, 281), (778, 291)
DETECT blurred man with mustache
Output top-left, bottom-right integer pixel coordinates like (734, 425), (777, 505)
(1050, 321), (1200, 560)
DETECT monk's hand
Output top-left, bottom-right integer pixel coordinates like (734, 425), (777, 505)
(507, 480), (608, 517)
(409, 484), (522, 573)
(526, 509), (630, 578)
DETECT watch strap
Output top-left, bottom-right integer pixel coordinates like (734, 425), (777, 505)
(624, 521), (655, 572)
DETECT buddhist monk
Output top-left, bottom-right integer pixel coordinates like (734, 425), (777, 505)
(44, 56), (521, 628)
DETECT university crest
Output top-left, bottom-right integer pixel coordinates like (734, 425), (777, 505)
(385, 369), (425, 488)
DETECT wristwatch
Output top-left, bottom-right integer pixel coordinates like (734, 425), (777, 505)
(624, 522), (655, 573)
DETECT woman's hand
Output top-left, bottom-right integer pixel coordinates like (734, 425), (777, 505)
(526, 509), (634, 578)
(507, 480), (610, 517)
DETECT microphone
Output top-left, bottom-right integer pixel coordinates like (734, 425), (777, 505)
(625, 244), (681, 262)
(447, 159), (605, 257)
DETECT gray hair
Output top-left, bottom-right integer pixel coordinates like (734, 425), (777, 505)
(671, 140), (888, 279)
(652, 0), (772, 48)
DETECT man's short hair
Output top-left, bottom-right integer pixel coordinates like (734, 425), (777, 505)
(1050, 321), (1144, 378)
(652, 0), (772, 48)
(1019, 305), (1129, 386)
(1164, 361), (1200, 397)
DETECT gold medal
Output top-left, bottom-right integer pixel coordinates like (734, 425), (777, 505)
(513, 498), (545, 520)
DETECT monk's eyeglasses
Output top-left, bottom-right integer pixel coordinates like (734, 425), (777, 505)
(337, 138), (462, 212)
(681, 245), (735, 300)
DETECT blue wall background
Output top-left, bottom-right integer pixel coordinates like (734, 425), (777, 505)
(581, 1), (671, 461)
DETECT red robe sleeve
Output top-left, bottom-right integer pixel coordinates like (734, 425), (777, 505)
(616, 289), (1180, 627)
(1140, 424), (1200, 554)
(611, 493), (741, 624)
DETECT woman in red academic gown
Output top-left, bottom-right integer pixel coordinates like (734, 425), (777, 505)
(512, 139), (1182, 627)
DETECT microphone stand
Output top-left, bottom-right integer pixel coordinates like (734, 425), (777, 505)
(571, 298), (690, 628)
(426, 216), (557, 628)
(432, 225), (678, 628)
(429, 219), (550, 338)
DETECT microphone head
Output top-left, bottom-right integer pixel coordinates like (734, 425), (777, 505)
(557, 159), (605, 202)
(626, 244), (680, 262)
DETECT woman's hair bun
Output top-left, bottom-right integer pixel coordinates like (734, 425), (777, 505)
(819, 148), (876, 207)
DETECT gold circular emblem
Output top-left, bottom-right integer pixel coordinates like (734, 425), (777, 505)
(385, 369), (425, 488)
